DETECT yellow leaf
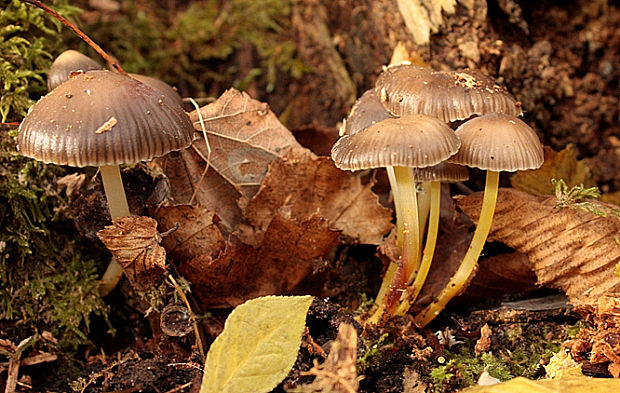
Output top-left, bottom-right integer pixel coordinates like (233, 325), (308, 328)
(200, 295), (314, 393)
(463, 375), (620, 392)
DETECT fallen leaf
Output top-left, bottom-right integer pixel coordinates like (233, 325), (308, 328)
(243, 150), (393, 245)
(175, 210), (338, 308)
(298, 323), (360, 393)
(511, 145), (593, 195)
(463, 375), (620, 392)
(200, 295), (313, 393)
(157, 88), (305, 230)
(97, 216), (167, 291)
(456, 188), (620, 307)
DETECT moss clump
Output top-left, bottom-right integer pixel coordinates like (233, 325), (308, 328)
(0, 0), (81, 122)
(73, 0), (306, 96)
(429, 322), (574, 392)
(0, 130), (109, 351)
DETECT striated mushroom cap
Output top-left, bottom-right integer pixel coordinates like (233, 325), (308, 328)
(412, 162), (469, 183)
(129, 73), (184, 108)
(47, 50), (102, 91)
(341, 89), (395, 136)
(18, 70), (194, 167)
(448, 113), (544, 172)
(375, 64), (522, 122)
(331, 114), (461, 171)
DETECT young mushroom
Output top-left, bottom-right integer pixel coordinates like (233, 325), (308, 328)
(17, 70), (195, 295)
(331, 114), (461, 324)
(414, 113), (544, 326)
(47, 49), (102, 91)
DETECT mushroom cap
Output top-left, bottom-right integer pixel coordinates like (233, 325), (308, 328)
(412, 162), (469, 183)
(375, 64), (523, 122)
(331, 114), (461, 171)
(448, 113), (544, 172)
(341, 89), (395, 136)
(47, 50), (102, 91)
(18, 70), (194, 167)
(129, 73), (184, 108)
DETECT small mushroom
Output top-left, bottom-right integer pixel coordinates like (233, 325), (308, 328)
(47, 49), (102, 91)
(375, 64), (523, 122)
(340, 89), (395, 137)
(414, 113), (543, 326)
(331, 114), (461, 323)
(18, 70), (195, 295)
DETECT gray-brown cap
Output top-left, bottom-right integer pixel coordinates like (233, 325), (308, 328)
(18, 70), (194, 167)
(331, 114), (461, 172)
(412, 162), (469, 183)
(47, 50), (102, 91)
(129, 73), (184, 108)
(375, 64), (522, 122)
(340, 89), (395, 136)
(448, 113), (543, 172)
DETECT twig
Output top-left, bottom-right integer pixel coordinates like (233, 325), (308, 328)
(19, 0), (126, 75)
(168, 274), (206, 361)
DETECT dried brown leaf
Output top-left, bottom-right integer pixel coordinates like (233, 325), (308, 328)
(175, 211), (339, 308)
(511, 145), (593, 195)
(243, 150), (393, 245)
(456, 188), (620, 307)
(97, 216), (167, 291)
(157, 88), (305, 230)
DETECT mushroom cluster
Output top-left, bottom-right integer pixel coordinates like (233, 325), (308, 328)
(331, 63), (543, 326)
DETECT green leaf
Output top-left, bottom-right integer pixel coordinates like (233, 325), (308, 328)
(201, 295), (314, 393)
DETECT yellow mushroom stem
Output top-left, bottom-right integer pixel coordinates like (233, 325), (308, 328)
(366, 166), (421, 324)
(395, 181), (441, 315)
(98, 165), (131, 296)
(414, 170), (500, 327)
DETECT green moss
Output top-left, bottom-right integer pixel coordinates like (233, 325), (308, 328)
(74, 0), (307, 96)
(0, 131), (109, 351)
(0, 0), (82, 122)
(428, 322), (576, 392)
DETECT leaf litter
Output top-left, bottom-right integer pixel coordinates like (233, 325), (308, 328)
(147, 88), (392, 308)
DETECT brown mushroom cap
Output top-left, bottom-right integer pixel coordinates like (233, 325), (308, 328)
(412, 162), (469, 183)
(129, 73), (184, 108)
(47, 50), (102, 91)
(448, 113), (544, 172)
(375, 64), (522, 122)
(341, 89), (395, 136)
(18, 70), (194, 167)
(331, 114), (461, 171)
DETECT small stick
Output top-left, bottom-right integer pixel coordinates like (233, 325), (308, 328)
(19, 0), (126, 75)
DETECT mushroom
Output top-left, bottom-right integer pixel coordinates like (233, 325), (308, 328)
(128, 73), (184, 108)
(394, 162), (469, 316)
(17, 70), (195, 295)
(375, 64), (523, 122)
(47, 49), (102, 91)
(414, 113), (544, 326)
(340, 88), (395, 137)
(331, 114), (461, 323)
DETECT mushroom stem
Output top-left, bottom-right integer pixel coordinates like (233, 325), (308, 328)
(414, 171), (499, 326)
(366, 166), (421, 324)
(98, 165), (131, 296)
(395, 181), (441, 315)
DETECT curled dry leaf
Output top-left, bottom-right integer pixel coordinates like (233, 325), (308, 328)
(156, 88), (305, 230)
(456, 188), (620, 307)
(242, 150), (393, 245)
(97, 216), (167, 291)
(153, 205), (339, 308)
(511, 145), (593, 195)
